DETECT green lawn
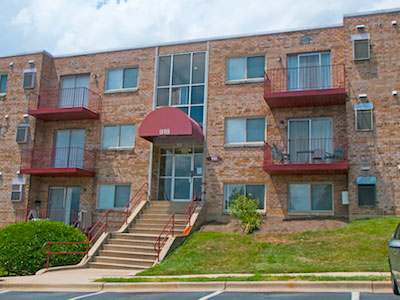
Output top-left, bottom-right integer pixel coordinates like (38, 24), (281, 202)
(139, 218), (399, 276)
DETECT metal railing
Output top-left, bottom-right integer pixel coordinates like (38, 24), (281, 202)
(41, 183), (149, 269)
(154, 183), (205, 262)
(15, 209), (79, 225)
(20, 147), (96, 172)
(264, 138), (347, 165)
(264, 64), (345, 94)
(29, 87), (101, 113)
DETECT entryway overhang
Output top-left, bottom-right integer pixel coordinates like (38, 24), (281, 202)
(139, 107), (204, 144)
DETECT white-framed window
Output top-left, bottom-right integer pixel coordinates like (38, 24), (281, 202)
(224, 183), (265, 211)
(289, 183), (333, 213)
(11, 184), (23, 202)
(97, 184), (131, 209)
(352, 33), (370, 61)
(106, 67), (138, 91)
(354, 103), (373, 131)
(0, 74), (7, 94)
(225, 117), (265, 145)
(23, 69), (36, 89)
(16, 124), (29, 143)
(226, 55), (265, 82)
(102, 124), (135, 149)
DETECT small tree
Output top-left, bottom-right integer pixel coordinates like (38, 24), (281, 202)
(228, 191), (262, 234)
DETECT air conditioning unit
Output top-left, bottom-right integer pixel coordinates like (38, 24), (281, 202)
(16, 124), (29, 143)
(23, 70), (36, 89)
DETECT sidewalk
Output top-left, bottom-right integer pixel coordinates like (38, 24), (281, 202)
(0, 268), (392, 293)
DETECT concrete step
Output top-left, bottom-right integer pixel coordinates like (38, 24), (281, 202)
(108, 239), (156, 247)
(88, 262), (146, 270)
(112, 232), (166, 241)
(94, 256), (154, 267)
(133, 223), (187, 230)
(103, 244), (155, 253)
(130, 228), (185, 235)
(99, 249), (157, 260)
(139, 214), (188, 221)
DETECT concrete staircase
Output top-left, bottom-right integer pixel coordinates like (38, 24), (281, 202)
(88, 201), (189, 270)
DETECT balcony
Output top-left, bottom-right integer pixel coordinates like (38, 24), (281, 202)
(263, 138), (348, 175)
(20, 147), (96, 177)
(28, 87), (101, 121)
(15, 209), (79, 225)
(264, 64), (345, 109)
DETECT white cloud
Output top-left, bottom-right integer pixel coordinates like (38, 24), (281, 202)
(2, 0), (400, 55)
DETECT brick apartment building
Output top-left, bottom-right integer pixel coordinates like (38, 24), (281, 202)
(0, 7), (399, 228)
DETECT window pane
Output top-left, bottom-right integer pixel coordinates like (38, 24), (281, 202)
(159, 155), (172, 176)
(193, 178), (203, 199)
(102, 126), (119, 148)
(107, 69), (122, 90)
(158, 178), (171, 200)
(174, 156), (191, 177)
(225, 184), (245, 209)
(174, 178), (190, 200)
(247, 56), (265, 78)
(227, 57), (246, 81)
(289, 184), (311, 211)
(172, 54), (190, 85)
(120, 125), (135, 147)
(178, 107), (188, 115)
(158, 56), (171, 86)
(192, 53), (205, 84)
(246, 118), (265, 142)
(115, 185), (130, 208)
(357, 110), (372, 130)
(355, 40), (369, 60)
(358, 185), (375, 206)
(123, 68), (138, 88)
(191, 85), (204, 104)
(0, 75), (7, 93)
(226, 119), (245, 143)
(157, 88), (169, 106)
(311, 184), (332, 211)
(246, 185), (265, 209)
(190, 106), (203, 127)
(171, 87), (189, 105)
(194, 154), (203, 175)
(98, 185), (115, 208)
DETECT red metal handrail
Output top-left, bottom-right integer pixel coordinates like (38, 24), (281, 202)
(42, 182), (148, 269)
(154, 183), (205, 262)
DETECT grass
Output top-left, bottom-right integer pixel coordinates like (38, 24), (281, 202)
(138, 217), (398, 276)
(96, 275), (390, 283)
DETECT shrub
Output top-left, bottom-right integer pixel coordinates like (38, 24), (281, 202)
(228, 192), (262, 234)
(0, 221), (87, 275)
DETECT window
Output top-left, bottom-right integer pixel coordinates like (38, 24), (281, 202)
(97, 184), (131, 209)
(0, 74), (7, 94)
(11, 184), (23, 202)
(224, 184), (265, 210)
(352, 33), (370, 61)
(226, 55), (265, 82)
(16, 124), (29, 143)
(102, 124), (135, 149)
(106, 67), (138, 91)
(356, 177), (376, 206)
(156, 52), (205, 126)
(23, 70), (36, 89)
(289, 183), (333, 212)
(354, 103), (373, 131)
(225, 118), (265, 144)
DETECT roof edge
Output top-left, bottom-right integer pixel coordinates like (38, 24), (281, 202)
(344, 7), (400, 18)
(0, 50), (53, 59)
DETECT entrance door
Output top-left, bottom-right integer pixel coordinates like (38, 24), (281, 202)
(158, 146), (203, 202)
(48, 187), (80, 225)
(54, 129), (85, 168)
(59, 74), (90, 108)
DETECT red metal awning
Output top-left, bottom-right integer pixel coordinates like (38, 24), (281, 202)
(139, 107), (203, 144)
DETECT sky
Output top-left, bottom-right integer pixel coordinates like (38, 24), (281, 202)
(1, 0), (399, 56)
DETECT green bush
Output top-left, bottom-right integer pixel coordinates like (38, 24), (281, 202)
(229, 192), (262, 234)
(0, 221), (87, 275)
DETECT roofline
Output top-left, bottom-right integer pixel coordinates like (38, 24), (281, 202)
(52, 23), (342, 58)
(0, 50), (53, 59)
(344, 7), (400, 18)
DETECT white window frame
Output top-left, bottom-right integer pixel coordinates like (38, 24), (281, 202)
(224, 183), (266, 213)
(0, 74), (7, 96)
(23, 69), (36, 89)
(96, 184), (131, 210)
(355, 109), (373, 131)
(224, 117), (266, 147)
(101, 124), (135, 150)
(11, 184), (23, 202)
(105, 67), (138, 93)
(288, 182), (334, 215)
(16, 124), (29, 143)
(351, 33), (370, 61)
(226, 55), (265, 84)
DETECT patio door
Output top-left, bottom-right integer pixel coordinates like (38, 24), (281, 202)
(48, 187), (80, 225)
(158, 146), (203, 202)
(59, 74), (90, 108)
(54, 129), (85, 168)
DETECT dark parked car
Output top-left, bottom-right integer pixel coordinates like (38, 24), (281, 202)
(388, 223), (400, 295)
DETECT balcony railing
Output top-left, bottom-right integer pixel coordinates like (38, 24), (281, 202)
(20, 147), (96, 176)
(28, 87), (101, 120)
(264, 64), (345, 108)
(15, 209), (79, 225)
(263, 137), (348, 175)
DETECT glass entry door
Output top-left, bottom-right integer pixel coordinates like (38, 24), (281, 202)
(48, 187), (80, 225)
(59, 74), (90, 108)
(158, 146), (203, 202)
(54, 129), (85, 168)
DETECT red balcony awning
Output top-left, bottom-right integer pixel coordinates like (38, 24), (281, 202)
(139, 107), (203, 144)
